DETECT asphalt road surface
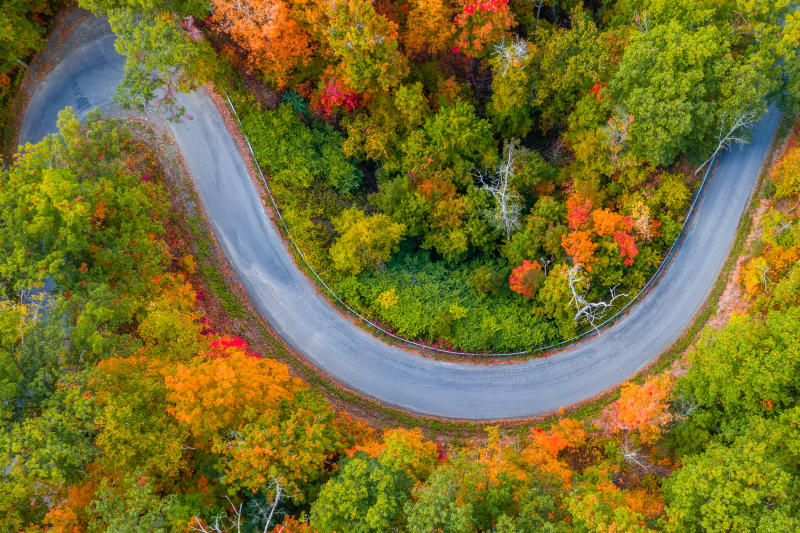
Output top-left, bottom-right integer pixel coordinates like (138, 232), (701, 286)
(19, 24), (782, 420)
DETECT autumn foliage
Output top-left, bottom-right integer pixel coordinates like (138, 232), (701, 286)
(453, 0), (515, 57)
(315, 78), (360, 117)
(566, 194), (593, 230)
(165, 347), (303, 438)
(614, 230), (639, 266)
(522, 418), (588, 486)
(604, 374), (674, 444)
(562, 195), (643, 268)
(561, 230), (598, 268)
(404, 0), (456, 55)
(770, 134), (800, 199)
(209, 0), (313, 87)
(509, 259), (544, 298)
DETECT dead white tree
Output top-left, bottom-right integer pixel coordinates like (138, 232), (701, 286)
(191, 496), (243, 533)
(670, 395), (698, 422)
(254, 479), (284, 533)
(478, 142), (523, 241)
(491, 38), (530, 77)
(604, 110), (634, 164)
(633, 9), (649, 33)
(547, 137), (565, 165)
(566, 265), (628, 330)
(191, 479), (287, 533)
(539, 257), (552, 276)
(694, 108), (760, 176)
(530, 0), (545, 42)
(620, 439), (653, 473)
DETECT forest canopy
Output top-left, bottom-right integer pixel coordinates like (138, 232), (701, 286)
(2, 0), (800, 530)
(72, 0), (800, 353)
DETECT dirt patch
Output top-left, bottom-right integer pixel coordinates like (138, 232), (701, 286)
(706, 198), (769, 329)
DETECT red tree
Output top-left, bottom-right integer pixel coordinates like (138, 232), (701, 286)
(509, 260), (544, 298)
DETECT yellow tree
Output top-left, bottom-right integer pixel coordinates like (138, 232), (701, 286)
(404, 0), (456, 56)
(326, 0), (408, 91)
(213, 391), (368, 502)
(165, 348), (303, 439)
(352, 427), (439, 482)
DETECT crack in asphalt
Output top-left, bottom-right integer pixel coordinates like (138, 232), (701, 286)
(18, 23), (782, 420)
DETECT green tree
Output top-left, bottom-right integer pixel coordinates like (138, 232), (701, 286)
(530, 6), (625, 133)
(107, 8), (204, 120)
(330, 208), (406, 274)
(0, 296), (66, 422)
(401, 101), (496, 184)
(0, 109), (167, 298)
(0, 0), (51, 73)
(0, 109), (168, 362)
(326, 0), (408, 91)
(488, 39), (536, 137)
(88, 473), (192, 533)
(0, 375), (97, 529)
(244, 103), (362, 194)
(610, 4), (732, 165)
(664, 432), (800, 533)
(342, 82), (430, 173)
(404, 453), (521, 533)
(78, 0), (212, 119)
(674, 307), (800, 451)
(311, 453), (414, 533)
(92, 356), (190, 479)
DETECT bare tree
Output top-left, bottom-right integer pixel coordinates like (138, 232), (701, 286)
(670, 395), (698, 422)
(478, 142), (523, 241)
(539, 257), (552, 276)
(491, 38), (530, 77)
(531, 0), (545, 42)
(191, 479), (287, 533)
(694, 108), (760, 176)
(619, 439), (653, 473)
(547, 137), (565, 165)
(728, 10), (752, 38)
(566, 265), (628, 330)
(604, 110), (634, 164)
(633, 9), (649, 33)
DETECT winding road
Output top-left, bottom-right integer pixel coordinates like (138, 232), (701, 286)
(19, 20), (782, 420)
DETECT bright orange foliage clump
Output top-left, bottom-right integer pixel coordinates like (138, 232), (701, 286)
(209, 0), (314, 87)
(165, 348), (303, 439)
(625, 487), (666, 520)
(606, 374), (674, 444)
(591, 208), (625, 237)
(522, 418), (588, 486)
(561, 230), (598, 268)
(43, 480), (97, 533)
(405, 0), (456, 55)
